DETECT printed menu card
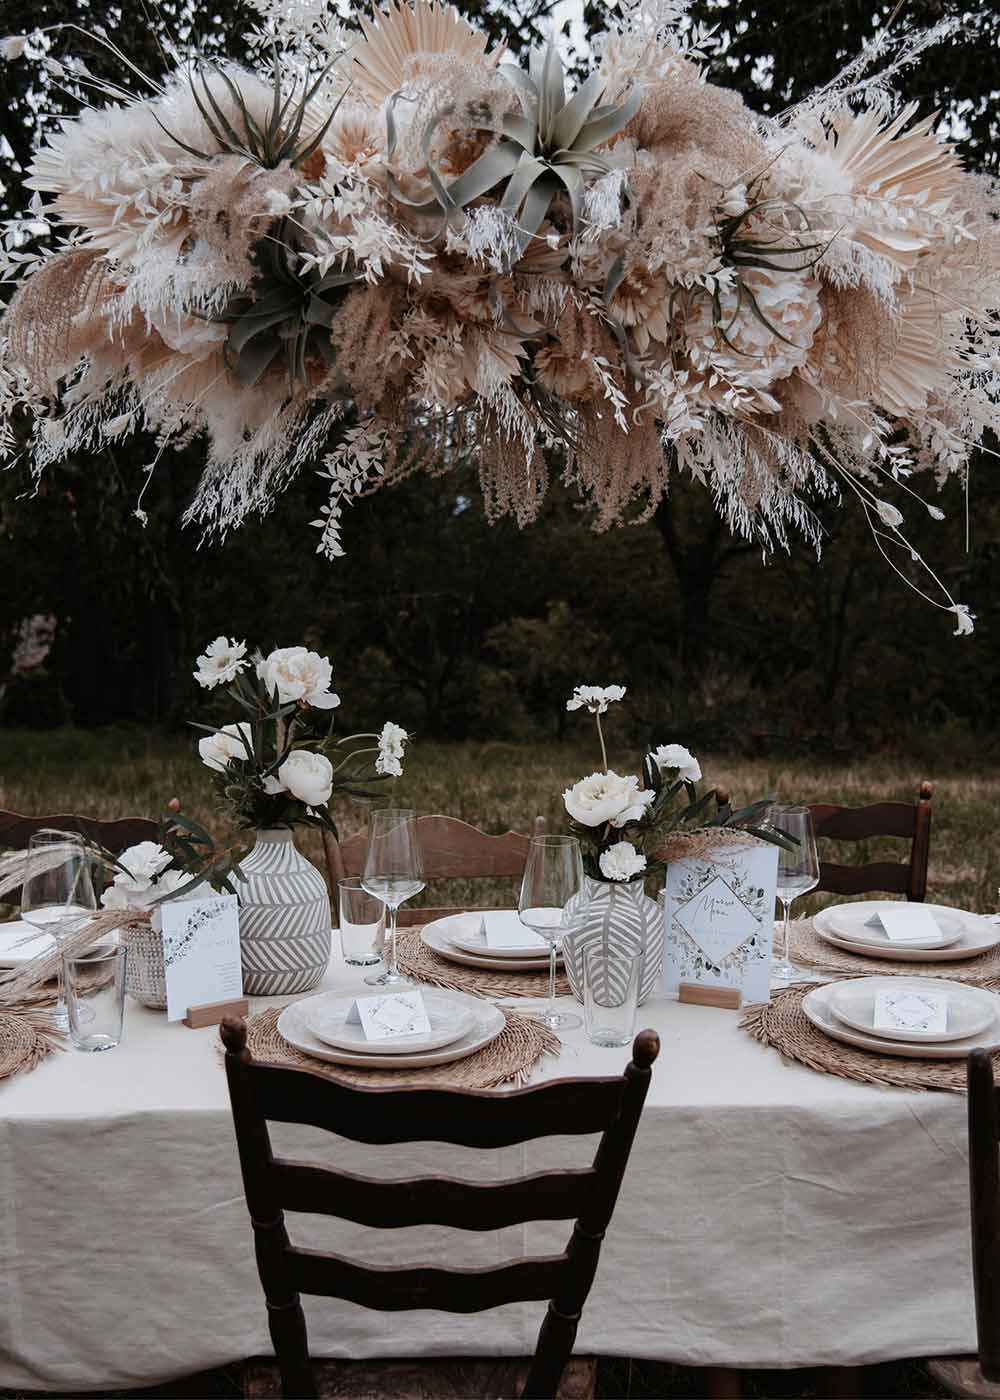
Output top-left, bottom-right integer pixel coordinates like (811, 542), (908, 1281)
(159, 893), (243, 1022)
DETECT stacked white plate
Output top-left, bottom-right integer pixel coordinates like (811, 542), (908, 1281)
(277, 987), (505, 1069)
(420, 911), (560, 972)
(813, 901), (1000, 962)
(802, 976), (1000, 1059)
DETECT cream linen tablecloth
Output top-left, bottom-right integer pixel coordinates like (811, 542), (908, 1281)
(0, 951), (976, 1392)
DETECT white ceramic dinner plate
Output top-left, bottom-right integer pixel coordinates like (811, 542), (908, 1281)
(828, 976), (997, 1043)
(813, 903), (1000, 963)
(0, 921), (56, 968)
(421, 916), (561, 972)
(304, 988), (474, 1054)
(802, 982), (1000, 1060)
(444, 912), (554, 960)
(278, 990), (505, 1069)
(824, 901), (963, 948)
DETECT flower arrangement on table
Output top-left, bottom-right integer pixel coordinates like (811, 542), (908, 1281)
(0, 0), (995, 630)
(562, 684), (784, 884)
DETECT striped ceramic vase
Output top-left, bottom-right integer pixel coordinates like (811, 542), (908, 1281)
(238, 829), (332, 996)
(563, 875), (664, 1006)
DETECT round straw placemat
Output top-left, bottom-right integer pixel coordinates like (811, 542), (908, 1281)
(395, 928), (571, 1000)
(0, 1009), (62, 1083)
(740, 984), (997, 1094)
(244, 1003), (560, 1089)
(788, 918), (1000, 987)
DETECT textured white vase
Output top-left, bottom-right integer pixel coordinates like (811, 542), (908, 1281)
(563, 875), (664, 1006)
(238, 829), (332, 995)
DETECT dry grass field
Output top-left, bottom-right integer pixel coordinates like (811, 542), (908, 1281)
(0, 726), (995, 916)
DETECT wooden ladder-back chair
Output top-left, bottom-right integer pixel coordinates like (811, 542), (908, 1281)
(808, 780), (933, 902)
(322, 814), (547, 925)
(926, 1049), (1000, 1399)
(221, 1017), (660, 1400)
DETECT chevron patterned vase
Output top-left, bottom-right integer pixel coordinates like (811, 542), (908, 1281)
(563, 876), (664, 1007)
(238, 829), (332, 996)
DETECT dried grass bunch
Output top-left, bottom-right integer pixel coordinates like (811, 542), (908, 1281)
(1, 0), (996, 628)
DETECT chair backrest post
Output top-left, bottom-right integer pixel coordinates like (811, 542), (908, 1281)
(908, 781), (933, 903)
(968, 1048), (1000, 1381)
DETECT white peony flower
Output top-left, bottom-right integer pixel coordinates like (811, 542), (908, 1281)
(563, 770), (655, 828)
(1, 36), (27, 61)
(193, 636), (248, 689)
(270, 749), (335, 807)
(257, 646), (340, 709)
(599, 841), (647, 882)
(375, 721), (409, 777)
(566, 684), (627, 714)
(198, 721), (254, 772)
(650, 743), (702, 784)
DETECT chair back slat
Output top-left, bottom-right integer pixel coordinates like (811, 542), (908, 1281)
(249, 1061), (626, 1145)
(814, 860), (910, 898)
(222, 1017), (659, 1400)
(808, 783), (932, 902)
(967, 1051), (1000, 1381)
(286, 1249), (566, 1313)
(810, 801), (919, 840)
(0, 811), (157, 853)
(272, 1160), (598, 1229)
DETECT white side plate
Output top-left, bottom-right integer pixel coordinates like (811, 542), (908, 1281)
(802, 982), (1000, 1060)
(828, 976), (997, 1043)
(278, 992), (505, 1070)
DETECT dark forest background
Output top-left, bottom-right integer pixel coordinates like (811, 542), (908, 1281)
(1, 0), (998, 755)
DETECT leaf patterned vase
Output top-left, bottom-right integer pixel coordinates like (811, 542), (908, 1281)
(238, 829), (332, 996)
(563, 876), (663, 1006)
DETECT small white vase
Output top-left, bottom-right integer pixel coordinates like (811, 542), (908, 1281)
(563, 875), (664, 1006)
(238, 829), (332, 996)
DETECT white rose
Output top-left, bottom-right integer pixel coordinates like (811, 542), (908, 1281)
(256, 646), (340, 709)
(650, 744), (702, 784)
(198, 721), (254, 772)
(566, 684), (627, 714)
(563, 770), (655, 828)
(599, 841), (647, 882)
(375, 721), (409, 777)
(193, 636), (248, 689)
(272, 749), (334, 808)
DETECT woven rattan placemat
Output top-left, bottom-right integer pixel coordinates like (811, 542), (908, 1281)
(740, 984), (997, 1094)
(0, 1009), (61, 1082)
(246, 1003), (560, 1089)
(789, 918), (1000, 986)
(395, 928), (570, 999)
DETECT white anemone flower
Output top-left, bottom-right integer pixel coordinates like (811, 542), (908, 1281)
(193, 636), (248, 689)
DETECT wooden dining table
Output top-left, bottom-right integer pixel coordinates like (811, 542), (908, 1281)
(0, 939), (978, 1392)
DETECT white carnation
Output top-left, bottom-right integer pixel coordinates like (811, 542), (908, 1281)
(650, 743), (702, 783)
(198, 721), (253, 772)
(599, 841), (647, 882)
(563, 770), (655, 828)
(193, 636), (248, 689)
(375, 721), (409, 777)
(566, 684), (627, 714)
(257, 646), (340, 710)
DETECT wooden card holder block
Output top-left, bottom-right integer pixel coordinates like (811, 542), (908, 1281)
(184, 997), (249, 1029)
(678, 982), (742, 1011)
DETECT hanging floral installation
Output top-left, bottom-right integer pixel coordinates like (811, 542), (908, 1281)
(0, 0), (996, 630)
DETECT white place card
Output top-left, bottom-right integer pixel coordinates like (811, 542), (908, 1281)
(869, 907), (943, 945)
(662, 842), (780, 1005)
(873, 987), (948, 1034)
(481, 911), (542, 949)
(346, 990), (432, 1041)
(160, 894), (243, 1022)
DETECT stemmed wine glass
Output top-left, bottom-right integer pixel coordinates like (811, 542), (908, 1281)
(518, 834), (584, 1032)
(362, 808), (425, 988)
(20, 830), (98, 1030)
(767, 805), (819, 984)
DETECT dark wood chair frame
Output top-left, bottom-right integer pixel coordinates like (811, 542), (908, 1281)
(221, 1017), (660, 1400)
(0, 810), (159, 902)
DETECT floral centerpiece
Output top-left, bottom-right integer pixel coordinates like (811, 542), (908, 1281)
(191, 636), (409, 993)
(559, 683), (781, 1003)
(0, 0), (995, 631)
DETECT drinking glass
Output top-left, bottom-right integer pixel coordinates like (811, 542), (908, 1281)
(361, 809), (425, 988)
(584, 949), (641, 1047)
(64, 943), (126, 1051)
(338, 877), (385, 967)
(768, 805), (820, 984)
(20, 830), (97, 1031)
(518, 834), (584, 1031)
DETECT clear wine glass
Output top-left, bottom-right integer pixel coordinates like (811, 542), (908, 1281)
(361, 809), (425, 988)
(767, 805), (819, 984)
(518, 834), (584, 1032)
(20, 830), (97, 1030)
